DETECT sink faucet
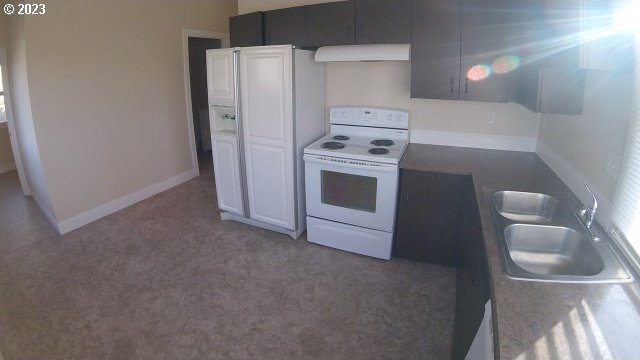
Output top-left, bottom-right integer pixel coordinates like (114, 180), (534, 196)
(576, 184), (600, 242)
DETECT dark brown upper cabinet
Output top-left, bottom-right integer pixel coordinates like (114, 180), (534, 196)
(229, 12), (264, 47)
(459, 0), (513, 103)
(512, 63), (541, 113)
(511, 0), (586, 114)
(355, 0), (411, 44)
(533, 0), (589, 114)
(510, 0), (544, 112)
(537, 5), (587, 116)
(410, 0), (462, 100)
(264, 6), (307, 47)
(306, 1), (356, 47)
(412, 0), (522, 103)
(411, 0), (522, 102)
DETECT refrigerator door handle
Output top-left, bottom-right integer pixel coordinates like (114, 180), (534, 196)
(233, 49), (251, 218)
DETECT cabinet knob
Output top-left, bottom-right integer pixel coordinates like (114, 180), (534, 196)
(465, 77), (469, 94)
(450, 77), (455, 94)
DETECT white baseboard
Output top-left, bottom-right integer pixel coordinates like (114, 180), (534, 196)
(410, 129), (538, 152)
(0, 162), (16, 174)
(57, 169), (198, 235)
(31, 191), (61, 234)
(536, 140), (612, 230)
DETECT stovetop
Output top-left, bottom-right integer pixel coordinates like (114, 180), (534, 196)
(304, 106), (410, 165)
(304, 133), (408, 165)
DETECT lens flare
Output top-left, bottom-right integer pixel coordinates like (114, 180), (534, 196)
(492, 55), (520, 74)
(467, 65), (491, 81)
(614, 1), (640, 33)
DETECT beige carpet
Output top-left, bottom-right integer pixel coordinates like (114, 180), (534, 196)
(0, 154), (456, 360)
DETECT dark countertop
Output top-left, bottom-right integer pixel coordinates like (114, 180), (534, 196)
(400, 143), (640, 360)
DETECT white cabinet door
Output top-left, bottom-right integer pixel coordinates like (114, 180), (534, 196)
(206, 48), (235, 105)
(211, 134), (244, 215)
(239, 46), (295, 230)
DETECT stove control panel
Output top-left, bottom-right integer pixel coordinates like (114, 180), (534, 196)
(329, 107), (409, 130)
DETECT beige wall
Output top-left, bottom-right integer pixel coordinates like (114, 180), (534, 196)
(240, 0), (541, 139)
(0, 13), (6, 46)
(12, 0), (236, 222)
(239, 0), (335, 14)
(538, 71), (634, 200)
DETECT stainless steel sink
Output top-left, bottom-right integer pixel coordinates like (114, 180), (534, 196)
(488, 189), (633, 283)
(504, 224), (604, 276)
(492, 191), (568, 224)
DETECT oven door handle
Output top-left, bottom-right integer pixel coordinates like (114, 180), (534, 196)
(304, 154), (398, 172)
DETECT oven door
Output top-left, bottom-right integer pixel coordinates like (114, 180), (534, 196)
(304, 154), (399, 232)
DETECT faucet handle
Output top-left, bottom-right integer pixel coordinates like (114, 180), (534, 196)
(585, 184), (598, 212)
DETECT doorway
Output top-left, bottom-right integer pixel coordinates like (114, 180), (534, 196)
(0, 72), (15, 173)
(182, 30), (228, 177)
(0, 47), (30, 195)
(189, 37), (221, 172)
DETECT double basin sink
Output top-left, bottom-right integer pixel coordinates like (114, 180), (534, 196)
(490, 190), (632, 283)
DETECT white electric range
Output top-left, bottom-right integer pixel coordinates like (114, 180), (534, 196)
(303, 107), (409, 260)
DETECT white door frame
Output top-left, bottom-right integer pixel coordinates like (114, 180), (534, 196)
(182, 29), (229, 176)
(0, 47), (31, 195)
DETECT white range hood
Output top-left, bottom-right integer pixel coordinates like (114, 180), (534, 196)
(314, 44), (410, 62)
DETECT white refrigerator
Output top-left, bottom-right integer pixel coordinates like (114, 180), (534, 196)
(206, 45), (325, 239)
